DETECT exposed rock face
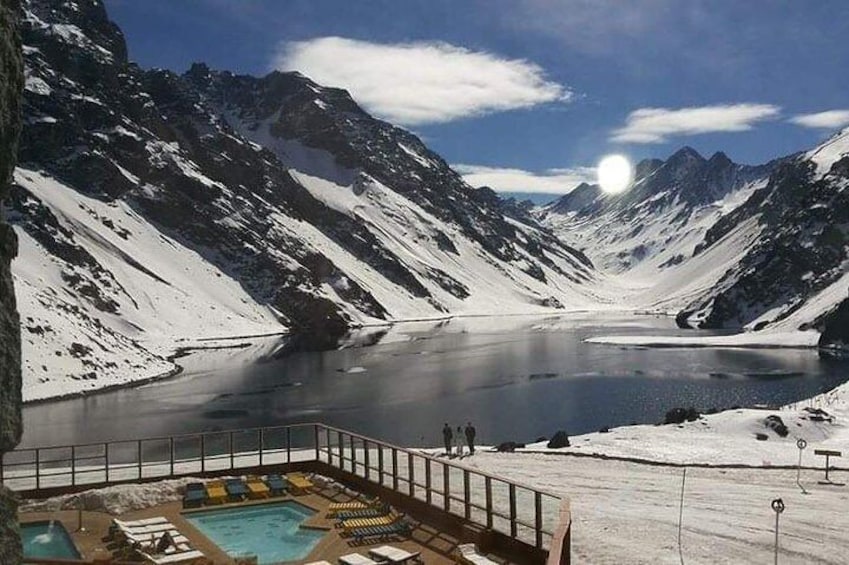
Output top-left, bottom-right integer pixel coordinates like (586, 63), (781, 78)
(12, 0), (598, 400)
(0, 0), (23, 562)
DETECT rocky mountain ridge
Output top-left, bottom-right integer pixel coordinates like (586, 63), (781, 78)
(12, 0), (599, 401)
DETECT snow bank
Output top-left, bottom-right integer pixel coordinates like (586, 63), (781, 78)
(584, 329), (821, 349)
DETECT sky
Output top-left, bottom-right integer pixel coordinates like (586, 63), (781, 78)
(104, 0), (849, 197)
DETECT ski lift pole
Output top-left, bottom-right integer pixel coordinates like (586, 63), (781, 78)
(771, 498), (784, 565)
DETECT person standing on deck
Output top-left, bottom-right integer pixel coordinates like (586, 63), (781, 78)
(456, 425), (464, 457)
(442, 423), (453, 455)
(465, 422), (476, 455)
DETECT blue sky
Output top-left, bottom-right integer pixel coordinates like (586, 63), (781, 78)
(104, 0), (849, 196)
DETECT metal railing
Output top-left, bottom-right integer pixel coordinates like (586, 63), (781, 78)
(3, 423), (563, 550)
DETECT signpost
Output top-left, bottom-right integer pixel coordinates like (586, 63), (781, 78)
(796, 438), (807, 494)
(814, 449), (843, 485)
(771, 498), (784, 565)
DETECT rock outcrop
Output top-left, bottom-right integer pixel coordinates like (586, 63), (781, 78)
(0, 0), (23, 561)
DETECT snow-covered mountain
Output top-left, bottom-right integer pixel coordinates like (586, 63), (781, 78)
(13, 0), (598, 400)
(540, 135), (849, 341)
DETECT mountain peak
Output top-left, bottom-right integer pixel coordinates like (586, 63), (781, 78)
(668, 146), (705, 163)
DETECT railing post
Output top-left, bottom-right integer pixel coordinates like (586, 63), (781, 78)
(485, 477), (493, 529)
(287, 426), (292, 463)
(443, 465), (450, 512)
(364, 441), (370, 480)
(200, 435), (205, 473)
(71, 446), (76, 487)
(259, 428), (264, 467)
(35, 448), (40, 490)
(425, 458), (432, 505)
(338, 431), (344, 470)
(170, 438), (175, 476)
(391, 448), (399, 491)
(408, 453), (415, 497)
(378, 447), (384, 486)
(509, 484), (517, 538)
(313, 425), (319, 462)
(229, 432), (234, 469)
(535, 491), (543, 548)
(464, 470), (471, 520)
(104, 443), (109, 483)
(325, 429), (331, 465)
(137, 440), (142, 480)
(351, 436), (357, 475)
(0, 452), (3, 485)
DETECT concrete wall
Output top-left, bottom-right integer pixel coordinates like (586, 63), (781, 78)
(0, 0), (23, 562)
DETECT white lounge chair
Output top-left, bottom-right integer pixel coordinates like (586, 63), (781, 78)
(339, 553), (380, 565)
(368, 545), (422, 563)
(114, 517), (170, 528)
(140, 548), (204, 564)
(119, 521), (177, 535)
(457, 543), (498, 565)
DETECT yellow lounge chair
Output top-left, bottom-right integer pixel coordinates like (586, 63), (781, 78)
(340, 513), (401, 531)
(205, 480), (228, 505)
(287, 473), (314, 494)
(326, 497), (381, 517)
(246, 476), (270, 499)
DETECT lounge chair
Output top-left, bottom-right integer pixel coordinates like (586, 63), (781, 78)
(334, 504), (391, 521)
(327, 496), (380, 516)
(367, 545), (422, 564)
(456, 544), (498, 565)
(246, 475), (270, 499)
(266, 473), (288, 496)
(287, 472), (314, 494)
(338, 553), (380, 565)
(183, 483), (207, 508)
(114, 517), (170, 528)
(205, 480), (228, 505)
(340, 512), (403, 531)
(140, 549), (205, 564)
(348, 521), (412, 544)
(225, 478), (249, 501)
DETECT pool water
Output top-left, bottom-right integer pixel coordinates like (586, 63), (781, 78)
(21, 521), (82, 560)
(184, 501), (325, 564)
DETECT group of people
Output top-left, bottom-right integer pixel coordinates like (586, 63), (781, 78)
(442, 422), (476, 457)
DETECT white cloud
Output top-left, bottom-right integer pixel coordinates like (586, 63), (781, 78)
(271, 37), (571, 126)
(789, 110), (849, 129)
(454, 164), (594, 195)
(611, 103), (781, 144)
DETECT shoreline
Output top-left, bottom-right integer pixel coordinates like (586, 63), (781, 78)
(21, 312), (831, 408)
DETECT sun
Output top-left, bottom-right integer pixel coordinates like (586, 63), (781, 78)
(597, 154), (633, 195)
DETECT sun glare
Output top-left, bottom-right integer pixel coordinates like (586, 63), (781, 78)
(597, 154), (633, 195)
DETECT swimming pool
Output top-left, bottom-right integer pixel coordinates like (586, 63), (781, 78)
(21, 521), (82, 560)
(184, 501), (325, 564)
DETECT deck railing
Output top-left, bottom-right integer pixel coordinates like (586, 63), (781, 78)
(3, 423), (564, 551)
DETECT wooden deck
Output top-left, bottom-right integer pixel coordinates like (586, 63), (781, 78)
(20, 481), (516, 564)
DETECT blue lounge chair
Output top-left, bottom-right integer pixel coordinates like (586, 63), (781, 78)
(334, 505), (391, 521)
(225, 478), (248, 501)
(349, 520), (412, 544)
(266, 474), (288, 496)
(182, 483), (207, 508)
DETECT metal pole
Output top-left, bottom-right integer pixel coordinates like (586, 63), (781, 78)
(678, 467), (687, 565)
(772, 498), (785, 565)
(137, 440), (142, 480)
(259, 428), (264, 467)
(796, 439), (807, 494)
(200, 435), (205, 473)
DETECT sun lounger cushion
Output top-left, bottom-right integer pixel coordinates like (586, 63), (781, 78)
(368, 545), (421, 563)
(339, 553), (380, 565)
(141, 548), (204, 564)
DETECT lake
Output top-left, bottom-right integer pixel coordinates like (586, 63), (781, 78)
(19, 314), (849, 449)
